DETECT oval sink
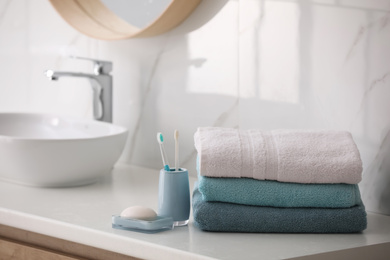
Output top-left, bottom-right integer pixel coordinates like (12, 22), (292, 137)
(0, 113), (128, 187)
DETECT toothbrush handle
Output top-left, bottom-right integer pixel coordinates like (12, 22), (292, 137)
(161, 144), (170, 167)
(175, 141), (179, 171)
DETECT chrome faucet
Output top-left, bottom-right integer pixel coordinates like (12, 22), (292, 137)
(45, 56), (113, 123)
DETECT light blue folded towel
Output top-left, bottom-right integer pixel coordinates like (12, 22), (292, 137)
(197, 174), (361, 208)
(193, 184), (367, 233)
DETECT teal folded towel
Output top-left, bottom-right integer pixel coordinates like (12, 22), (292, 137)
(198, 174), (361, 208)
(193, 184), (367, 233)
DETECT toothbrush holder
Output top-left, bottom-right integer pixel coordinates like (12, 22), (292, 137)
(158, 168), (190, 226)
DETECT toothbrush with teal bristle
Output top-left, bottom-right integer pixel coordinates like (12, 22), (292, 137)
(157, 132), (170, 171)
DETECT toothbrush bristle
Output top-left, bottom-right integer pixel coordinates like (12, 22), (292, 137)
(157, 132), (163, 143)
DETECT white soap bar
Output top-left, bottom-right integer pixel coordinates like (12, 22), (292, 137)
(120, 206), (157, 221)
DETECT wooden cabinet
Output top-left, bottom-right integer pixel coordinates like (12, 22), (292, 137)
(0, 225), (139, 260)
(0, 238), (82, 260)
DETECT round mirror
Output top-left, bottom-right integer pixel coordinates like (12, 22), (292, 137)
(100, 0), (172, 29)
(48, 0), (202, 40)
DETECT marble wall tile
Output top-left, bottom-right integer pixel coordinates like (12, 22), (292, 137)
(239, 0), (390, 215)
(0, 0), (389, 215)
(119, 0), (239, 171)
(0, 0), (29, 112)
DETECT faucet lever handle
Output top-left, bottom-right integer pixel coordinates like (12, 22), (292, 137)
(70, 56), (112, 75)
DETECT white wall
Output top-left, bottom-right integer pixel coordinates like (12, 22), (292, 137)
(0, 0), (389, 215)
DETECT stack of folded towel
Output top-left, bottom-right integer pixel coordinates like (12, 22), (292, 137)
(192, 127), (367, 233)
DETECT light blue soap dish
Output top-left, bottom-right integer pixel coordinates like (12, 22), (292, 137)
(112, 215), (174, 234)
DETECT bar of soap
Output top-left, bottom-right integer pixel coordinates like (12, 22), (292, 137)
(120, 206), (157, 221)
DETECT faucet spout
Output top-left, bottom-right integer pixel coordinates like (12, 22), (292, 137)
(45, 70), (97, 81)
(44, 58), (113, 123)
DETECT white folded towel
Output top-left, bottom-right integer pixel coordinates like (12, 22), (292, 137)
(194, 127), (362, 184)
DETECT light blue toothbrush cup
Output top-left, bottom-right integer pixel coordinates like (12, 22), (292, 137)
(158, 168), (190, 226)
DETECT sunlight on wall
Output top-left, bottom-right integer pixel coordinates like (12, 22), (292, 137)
(187, 0), (300, 105)
(240, 0), (300, 104)
(257, 1), (300, 104)
(186, 1), (238, 97)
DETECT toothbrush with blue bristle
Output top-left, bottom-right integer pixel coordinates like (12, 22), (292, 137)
(157, 132), (170, 171)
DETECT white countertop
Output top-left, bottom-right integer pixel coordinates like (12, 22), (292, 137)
(1, 163), (390, 260)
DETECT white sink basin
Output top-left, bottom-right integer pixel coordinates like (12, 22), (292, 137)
(0, 113), (128, 187)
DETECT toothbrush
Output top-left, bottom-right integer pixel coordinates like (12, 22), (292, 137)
(174, 130), (179, 171)
(157, 132), (170, 171)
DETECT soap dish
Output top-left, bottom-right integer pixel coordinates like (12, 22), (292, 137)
(112, 215), (174, 234)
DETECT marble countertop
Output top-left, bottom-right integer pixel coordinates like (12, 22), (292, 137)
(1, 163), (390, 260)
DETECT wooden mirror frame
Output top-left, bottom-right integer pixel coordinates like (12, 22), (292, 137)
(48, 0), (202, 40)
